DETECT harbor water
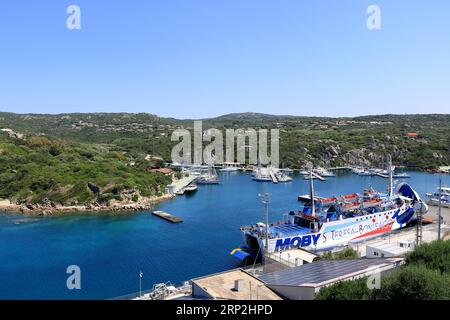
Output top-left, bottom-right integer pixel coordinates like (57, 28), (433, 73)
(0, 171), (447, 299)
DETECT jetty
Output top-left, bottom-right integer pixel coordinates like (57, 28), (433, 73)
(268, 168), (278, 183)
(165, 175), (197, 195)
(152, 210), (183, 223)
(374, 172), (389, 178)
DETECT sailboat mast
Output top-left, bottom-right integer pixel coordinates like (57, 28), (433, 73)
(388, 155), (394, 198)
(310, 169), (316, 217)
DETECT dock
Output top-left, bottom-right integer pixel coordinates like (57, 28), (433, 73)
(268, 168), (278, 183)
(374, 172), (389, 178)
(152, 210), (183, 223)
(166, 175), (197, 195)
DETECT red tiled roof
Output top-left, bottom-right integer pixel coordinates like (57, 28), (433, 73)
(150, 168), (173, 174)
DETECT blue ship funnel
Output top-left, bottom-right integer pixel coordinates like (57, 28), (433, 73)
(398, 183), (421, 201)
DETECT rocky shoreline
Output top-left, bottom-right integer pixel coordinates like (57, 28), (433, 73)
(0, 194), (175, 216)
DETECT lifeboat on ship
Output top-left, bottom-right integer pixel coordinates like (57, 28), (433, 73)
(340, 193), (359, 201)
(319, 197), (337, 205)
(340, 201), (361, 211)
(362, 198), (383, 208)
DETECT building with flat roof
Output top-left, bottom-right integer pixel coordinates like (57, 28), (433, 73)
(191, 269), (282, 300)
(366, 241), (414, 259)
(258, 258), (404, 300)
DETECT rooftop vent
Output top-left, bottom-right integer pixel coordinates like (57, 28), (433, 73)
(233, 279), (245, 292)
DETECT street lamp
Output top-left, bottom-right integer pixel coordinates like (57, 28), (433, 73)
(139, 270), (143, 298)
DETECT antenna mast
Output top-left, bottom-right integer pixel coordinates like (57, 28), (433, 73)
(309, 169), (316, 217)
(260, 193), (270, 255)
(388, 155), (394, 198)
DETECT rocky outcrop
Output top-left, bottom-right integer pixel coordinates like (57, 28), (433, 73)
(0, 128), (25, 140)
(3, 193), (175, 215)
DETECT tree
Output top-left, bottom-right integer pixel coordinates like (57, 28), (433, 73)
(315, 277), (372, 300)
(322, 248), (358, 260)
(406, 240), (450, 274)
(372, 265), (450, 300)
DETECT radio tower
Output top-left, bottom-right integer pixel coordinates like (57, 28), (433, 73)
(416, 201), (424, 246)
(259, 193), (270, 257)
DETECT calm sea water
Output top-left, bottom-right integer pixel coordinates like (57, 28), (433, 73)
(0, 171), (447, 299)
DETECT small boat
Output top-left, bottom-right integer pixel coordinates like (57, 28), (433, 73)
(252, 163), (272, 182)
(351, 167), (365, 174)
(197, 157), (220, 184)
(426, 186), (450, 208)
(340, 193), (359, 201)
(181, 168), (202, 176)
(393, 172), (411, 178)
(339, 201), (361, 211)
(319, 197), (337, 205)
(253, 174), (272, 182)
(219, 162), (240, 172)
(196, 177), (219, 184)
(362, 198), (383, 208)
(184, 183), (198, 193)
(276, 172), (293, 182)
(314, 167), (335, 177)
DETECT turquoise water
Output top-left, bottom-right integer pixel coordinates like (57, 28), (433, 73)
(0, 171), (447, 299)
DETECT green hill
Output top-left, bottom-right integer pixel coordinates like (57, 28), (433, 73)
(0, 112), (448, 209)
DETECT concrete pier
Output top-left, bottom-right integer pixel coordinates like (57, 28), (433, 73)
(152, 210), (183, 223)
(166, 175), (197, 195)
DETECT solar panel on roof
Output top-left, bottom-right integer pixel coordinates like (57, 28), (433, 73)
(259, 258), (394, 286)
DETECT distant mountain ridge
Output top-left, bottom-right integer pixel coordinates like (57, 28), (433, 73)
(1, 111), (449, 122)
(0, 111), (449, 171)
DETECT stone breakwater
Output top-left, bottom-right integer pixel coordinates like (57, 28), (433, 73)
(0, 194), (175, 216)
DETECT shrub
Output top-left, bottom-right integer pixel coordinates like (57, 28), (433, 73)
(372, 265), (450, 300)
(406, 240), (450, 274)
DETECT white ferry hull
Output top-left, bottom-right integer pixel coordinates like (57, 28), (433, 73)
(243, 205), (417, 254)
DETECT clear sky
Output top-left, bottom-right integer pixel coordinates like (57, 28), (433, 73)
(0, 0), (449, 118)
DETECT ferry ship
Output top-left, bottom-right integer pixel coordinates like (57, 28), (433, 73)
(233, 163), (428, 260)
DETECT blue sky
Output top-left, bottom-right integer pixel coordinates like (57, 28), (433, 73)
(0, 0), (449, 118)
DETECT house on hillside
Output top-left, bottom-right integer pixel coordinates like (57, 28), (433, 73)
(150, 168), (175, 178)
(404, 132), (419, 140)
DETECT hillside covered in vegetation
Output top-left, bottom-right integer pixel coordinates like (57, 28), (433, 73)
(0, 112), (448, 210)
(0, 130), (170, 211)
(1, 112), (448, 170)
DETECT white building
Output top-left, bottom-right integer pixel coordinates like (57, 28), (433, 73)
(366, 240), (415, 259)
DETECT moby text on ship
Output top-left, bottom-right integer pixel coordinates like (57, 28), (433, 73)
(232, 159), (428, 260)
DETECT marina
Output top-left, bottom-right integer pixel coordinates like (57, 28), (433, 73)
(0, 170), (447, 299)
